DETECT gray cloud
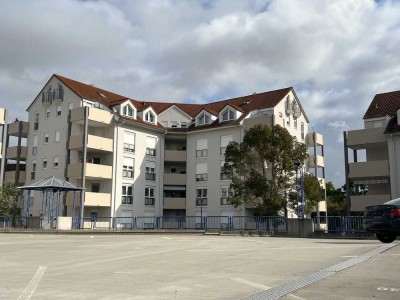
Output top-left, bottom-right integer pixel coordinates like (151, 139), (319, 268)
(0, 0), (399, 186)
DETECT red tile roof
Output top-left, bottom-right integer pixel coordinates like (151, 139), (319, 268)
(44, 74), (304, 131)
(363, 91), (400, 119)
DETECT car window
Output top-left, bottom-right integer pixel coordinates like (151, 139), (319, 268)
(384, 198), (400, 205)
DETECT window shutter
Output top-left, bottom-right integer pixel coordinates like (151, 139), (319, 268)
(196, 139), (207, 150)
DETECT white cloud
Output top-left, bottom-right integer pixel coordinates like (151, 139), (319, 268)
(0, 0), (400, 187)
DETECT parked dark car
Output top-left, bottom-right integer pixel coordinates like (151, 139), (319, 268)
(363, 198), (400, 243)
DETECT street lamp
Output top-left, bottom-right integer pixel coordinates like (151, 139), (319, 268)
(292, 159), (305, 219)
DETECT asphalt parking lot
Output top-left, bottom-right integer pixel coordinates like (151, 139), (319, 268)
(0, 234), (398, 299)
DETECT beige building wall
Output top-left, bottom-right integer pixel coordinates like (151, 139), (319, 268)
(186, 126), (245, 217)
(113, 123), (164, 218)
(26, 77), (82, 216)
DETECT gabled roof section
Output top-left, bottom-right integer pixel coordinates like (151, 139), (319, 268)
(221, 103), (244, 113)
(363, 91), (400, 119)
(384, 116), (400, 134)
(158, 104), (193, 120)
(54, 74), (142, 106)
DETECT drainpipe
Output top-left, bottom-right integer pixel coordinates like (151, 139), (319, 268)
(343, 131), (351, 216)
(79, 107), (89, 228)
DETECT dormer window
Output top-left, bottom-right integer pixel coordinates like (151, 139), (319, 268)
(222, 109), (235, 121)
(145, 111), (155, 123)
(198, 113), (210, 125)
(123, 105), (134, 117)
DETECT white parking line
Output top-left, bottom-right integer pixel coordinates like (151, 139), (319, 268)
(188, 249), (259, 252)
(17, 266), (47, 300)
(230, 278), (270, 290)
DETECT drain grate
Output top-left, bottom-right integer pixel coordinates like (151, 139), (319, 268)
(244, 243), (398, 300)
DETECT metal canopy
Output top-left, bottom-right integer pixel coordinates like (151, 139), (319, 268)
(18, 176), (84, 192)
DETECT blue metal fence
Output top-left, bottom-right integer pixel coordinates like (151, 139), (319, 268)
(312, 216), (366, 233)
(0, 215), (367, 233)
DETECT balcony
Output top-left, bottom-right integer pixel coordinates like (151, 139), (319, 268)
(70, 106), (112, 127)
(244, 114), (274, 128)
(308, 155), (324, 168)
(165, 149), (187, 162)
(53, 88), (64, 103)
(6, 146), (28, 160)
(346, 127), (386, 150)
(306, 132), (324, 146)
(164, 173), (186, 185)
(69, 134), (113, 152)
(4, 171), (26, 185)
(67, 163), (112, 180)
(351, 194), (391, 212)
(348, 160), (389, 179)
(42, 92), (52, 107)
(7, 121), (29, 138)
(66, 192), (111, 207)
(164, 197), (186, 209)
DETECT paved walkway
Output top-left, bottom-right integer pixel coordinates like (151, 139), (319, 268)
(0, 234), (397, 299)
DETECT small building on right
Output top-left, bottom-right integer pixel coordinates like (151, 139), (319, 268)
(344, 91), (400, 214)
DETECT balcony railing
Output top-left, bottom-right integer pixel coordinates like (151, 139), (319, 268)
(53, 88), (64, 102)
(42, 92), (52, 106)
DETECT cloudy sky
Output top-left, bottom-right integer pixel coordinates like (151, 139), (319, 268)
(1, 0), (399, 186)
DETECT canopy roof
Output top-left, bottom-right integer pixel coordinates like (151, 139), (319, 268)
(18, 176), (84, 191)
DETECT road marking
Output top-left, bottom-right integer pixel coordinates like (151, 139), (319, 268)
(114, 271), (134, 274)
(17, 266), (47, 300)
(231, 278), (270, 290)
(162, 237), (172, 240)
(377, 287), (400, 292)
(188, 249), (258, 252)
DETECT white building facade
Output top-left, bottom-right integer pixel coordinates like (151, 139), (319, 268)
(21, 74), (325, 221)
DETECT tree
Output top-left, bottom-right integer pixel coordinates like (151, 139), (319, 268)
(288, 173), (324, 215)
(326, 181), (347, 216)
(224, 124), (307, 215)
(0, 181), (21, 216)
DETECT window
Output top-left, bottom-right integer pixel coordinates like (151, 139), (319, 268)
(91, 183), (100, 193)
(42, 158), (47, 169)
(146, 136), (156, 156)
(220, 135), (233, 155)
(301, 122), (304, 140)
(294, 119), (298, 129)
(123, 157), (134, 178)
(44, 133), (49, 144)
(123, 104), (134, 117)
(53, 157), (59, 168)
(196, 162), (207, 182)
(220, 186), (234, 205)
(56, 106), (62, 117)
(180, 122), (187, 128)
(196, 188), (207, 206)
(144, 111), (155, 123)
(279, 112), (283, 118)
(145, 187), (155, 205)
(32, 135), (38, 155)
(287, 117), (290, 127)
(196, 139), (207, 158)
(31, 161), (36, 180)
(220, 161), (233, 180)
(122, 185), (133, 204)
(55, 131), (61, 143)
(34, 112), (39, 130)
(45, 109), (50, 119)
(198, 113), (210, 125)
(145, 161), (156, 181)
(222, 109), (235, 121)
(170, 121), (178, 128)
(123, 131), (135, 153)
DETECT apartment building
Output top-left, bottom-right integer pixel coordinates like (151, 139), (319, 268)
(344, 91), (400, 213)
(22, 74), (325, 221)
